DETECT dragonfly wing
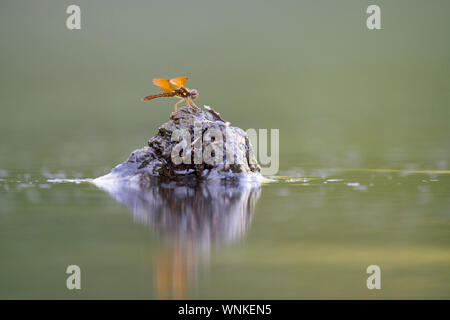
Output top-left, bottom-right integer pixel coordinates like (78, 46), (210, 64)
(153, 78), (176, 93)
(170, 76), (188, 88)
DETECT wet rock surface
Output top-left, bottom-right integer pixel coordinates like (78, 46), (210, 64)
(103, 106), (261, 182)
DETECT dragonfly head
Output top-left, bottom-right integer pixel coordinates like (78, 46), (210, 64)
(189, 89), (199, 100)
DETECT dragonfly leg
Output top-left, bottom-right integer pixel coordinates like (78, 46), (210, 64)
(189, 98), (198, 108)
(185, 98), (191, 107)
(174, 98), (184, 112)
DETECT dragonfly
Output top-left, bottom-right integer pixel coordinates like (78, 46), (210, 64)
(142, 76), (199, 112)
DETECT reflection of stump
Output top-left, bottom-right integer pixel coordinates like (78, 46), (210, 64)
(94, 178), (261, 299)
(101, 106), (261, 181)
(95, 178), (261, 246)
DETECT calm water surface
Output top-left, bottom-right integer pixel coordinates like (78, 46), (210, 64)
(1, 162), (449, 299)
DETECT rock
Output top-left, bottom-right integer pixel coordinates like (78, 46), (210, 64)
(101, 105), (261, 182)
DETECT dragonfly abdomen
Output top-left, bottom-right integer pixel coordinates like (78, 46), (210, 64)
(142, 91), (176, 101)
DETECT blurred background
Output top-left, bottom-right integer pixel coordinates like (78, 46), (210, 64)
(0, 0), (449, 299)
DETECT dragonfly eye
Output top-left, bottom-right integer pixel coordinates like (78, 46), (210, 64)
(190, 89), (199, 100)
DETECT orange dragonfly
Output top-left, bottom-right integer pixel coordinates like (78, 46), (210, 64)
(142, 76), (199, 112)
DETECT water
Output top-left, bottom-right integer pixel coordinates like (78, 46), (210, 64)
(1, 0), (450, 299)
(1, 166), (449, 299)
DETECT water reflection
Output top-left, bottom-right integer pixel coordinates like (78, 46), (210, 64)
(94, 177), (261, 298)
